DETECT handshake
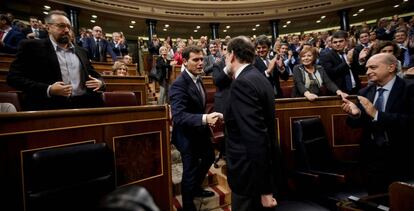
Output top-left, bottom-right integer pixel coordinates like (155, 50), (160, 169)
(206, 112), (224, 127)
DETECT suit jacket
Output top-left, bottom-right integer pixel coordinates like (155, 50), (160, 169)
(21, 27), (48, 39)
(253, 55), (289, 98)
(346, 77), (414, 170)
(203, 54), (221, 75)
(291, 64), (339, 97)
(212, 57), (231, 113)
(0, 28), (24, 54)
(155, 56), (172, 86)
(109, 41), (128, 57)
(224, 64), (281, 196)
(169, 70), (211, 153)
(82, 37), (117, 62)
(7, 38), (105, 110)
(319, 49), (361, 94)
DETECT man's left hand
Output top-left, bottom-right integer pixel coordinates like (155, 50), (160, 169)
(85, 75), (103, 91)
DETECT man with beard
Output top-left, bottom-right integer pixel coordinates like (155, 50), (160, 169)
(7, 10), (105, 110)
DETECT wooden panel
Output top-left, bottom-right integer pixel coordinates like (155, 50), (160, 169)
(92, 61), (138, 76)
(0, 106), (172, 211)
(275, 96), (362, 171)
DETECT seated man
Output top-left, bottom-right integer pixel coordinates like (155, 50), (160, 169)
(7, 10), (105, 111)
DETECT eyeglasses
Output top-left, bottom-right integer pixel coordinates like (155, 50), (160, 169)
(49, 23), (72, 29)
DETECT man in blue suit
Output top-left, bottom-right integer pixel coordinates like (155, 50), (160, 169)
(82, 26), (117, 62)
(0, 13), (24, 54)
(342, 53), (414, 194)
(169, 46), (223, 211)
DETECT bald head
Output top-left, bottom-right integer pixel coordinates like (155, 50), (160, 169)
(366, 53), (398, 86)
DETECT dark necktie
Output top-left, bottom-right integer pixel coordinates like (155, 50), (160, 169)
(340, 53), (353, 92)
(95, 39), (101, 59)
(196, 78), (205, 105)
(374, 88), (385, 112)
(372, 87), (387, 146)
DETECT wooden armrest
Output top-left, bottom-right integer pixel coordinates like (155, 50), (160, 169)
(310, 170), (346, 183)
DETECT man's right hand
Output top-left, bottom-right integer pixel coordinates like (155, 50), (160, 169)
(49, 81), (72, 97)
(206, 112), (223, 127)
(261, 194), (277, 208)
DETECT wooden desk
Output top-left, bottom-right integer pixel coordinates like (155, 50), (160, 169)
(92, 62), (138, 76)
(0, 106), (172, 211)
(102, 75), (148, 105)
(275, 96), (363, 171)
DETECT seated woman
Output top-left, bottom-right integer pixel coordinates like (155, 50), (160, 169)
(112, 61), (128, 76)
(291, 46), (348, 101)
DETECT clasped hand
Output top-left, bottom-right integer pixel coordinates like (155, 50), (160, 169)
(206, 112), (223, 127)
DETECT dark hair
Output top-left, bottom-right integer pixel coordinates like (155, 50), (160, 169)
(44, 10), (68, 24)
(0, 13), (12, 25)
(182, 45), (203, 61)
(255, 34), (272, 48)
(373, 40), (400, 57)
(227, 36), (255, 63)
(332, 30), (348, 39)
(357, 29), (370, 39)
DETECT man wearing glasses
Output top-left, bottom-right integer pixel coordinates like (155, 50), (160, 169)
(82, 25), (117, 62)
(7, 10), (105, 110)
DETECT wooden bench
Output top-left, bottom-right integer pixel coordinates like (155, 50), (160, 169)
(0, 105), (171, 211)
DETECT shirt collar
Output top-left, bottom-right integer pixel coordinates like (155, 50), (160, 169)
(234, 63), (250, 79)
(3, 26), (12, 33)
(49, 36), (75, 52)
(184, 68), (201, 83)
(378, 76), (396, 91)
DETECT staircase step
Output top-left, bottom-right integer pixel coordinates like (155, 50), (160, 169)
(172, 185), (231, 211)
(172, 164), (219, 196)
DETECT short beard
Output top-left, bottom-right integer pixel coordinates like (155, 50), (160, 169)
(57, 35), (70, 44)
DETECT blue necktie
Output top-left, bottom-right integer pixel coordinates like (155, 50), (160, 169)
(374, 88), (385, 112)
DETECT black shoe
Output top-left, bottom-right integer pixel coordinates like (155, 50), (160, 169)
(194, 189), (215, 197)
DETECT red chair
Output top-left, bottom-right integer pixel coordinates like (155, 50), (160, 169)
(0, 92), (22, 111)
(102, 91), (138, 107)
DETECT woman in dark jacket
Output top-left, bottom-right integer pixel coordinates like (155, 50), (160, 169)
(292, 46), (348, 101)
(156, 46), (177, 104)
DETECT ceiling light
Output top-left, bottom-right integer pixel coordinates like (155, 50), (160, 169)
(163, 28), (167, 31)
(316, 20), (321, 23)
(223, 30), (227, 32)
(286, 21), (291, 24)
(253, 35), (256, 38)
(165, 24), (169, 28)
(321, 16), (326, 19)
(44, 5), (51, 10)
(196, 26), (200, 29)
(283, 25), (287, 28)
(358, 8), (364, 12)
(394, 4), (399, 8)
(90, 19), (96, 23)
(131, 21), (136, 24)
(226, 25), (230, 29)
(255, 24), (260, 27)
(91, 15), (97, 19)
(404, 0), (408, 2)
(129, 25), (134, 28)
(252, 28), (256, 31)
(43, 11), (49, 15)
(194, 30), (198, 32)
(353, 13), (358, 17)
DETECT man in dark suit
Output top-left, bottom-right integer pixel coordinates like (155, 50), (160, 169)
(212, 42), (231, 113)
(7, 10), (105, 111)
(21, 16), (48, 39)
(0, 13), (24, 54)
(203, 41), (221, 75)
(224, 36), (282, 210)
(253, 35), (289, 98)
(342, 53), (414, 194)
(169, 46), (223, 211)
(109, 31), (128, 58)
(82, 26), (117, 62)
(320, 30), (361, 94)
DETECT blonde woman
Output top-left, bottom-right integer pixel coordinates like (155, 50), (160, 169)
(112, 61), (128, 76)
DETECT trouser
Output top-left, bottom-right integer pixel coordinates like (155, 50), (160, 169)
(180, 144), (214, 211)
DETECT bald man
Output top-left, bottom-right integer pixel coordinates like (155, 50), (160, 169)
(342, 53), (414, 194)
(82, 25), (117, 62)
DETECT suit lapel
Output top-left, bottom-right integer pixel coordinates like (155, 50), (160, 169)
(45, 39), (63, 80)
(385, 77), (403, 112)
(74, 46), (88, 82)
(182, 71), (205, 108)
